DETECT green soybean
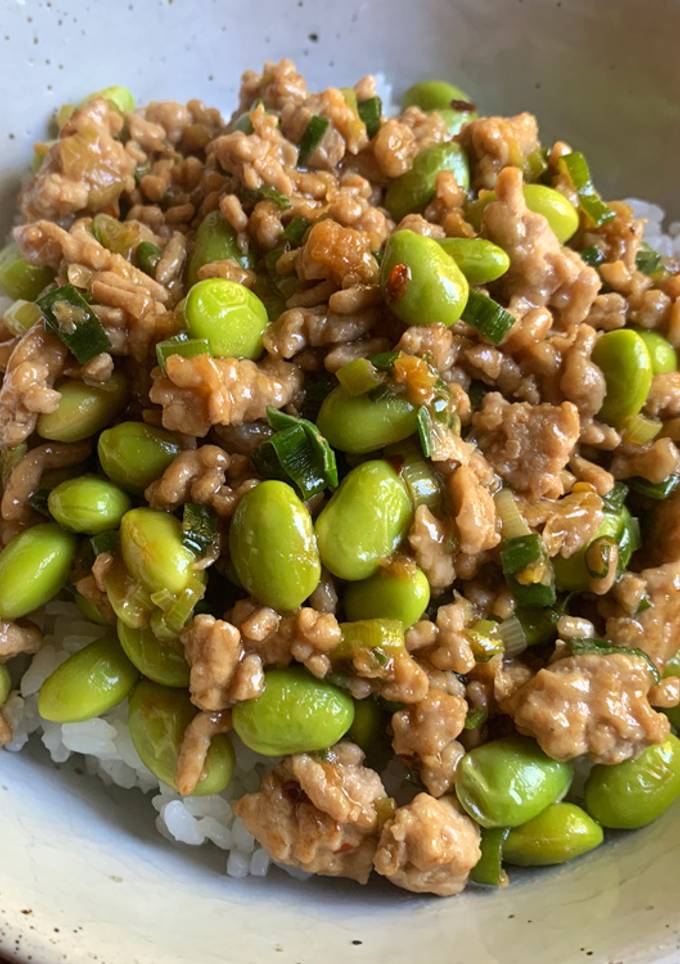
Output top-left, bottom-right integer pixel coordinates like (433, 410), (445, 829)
(47, 475), (131, 534)
(0, 523), (77, 620)
(186, 210), (249, 288)
(97, 421), (183, 495)
(347, 699), (386, 752)
(380, 229), (469, 327)
(634, 329), (677, 375)
(117, 619), (189, 688)
(0, 664), (11, 707)
(471, 185), (579, 244)
(592, 330), (653, 427)
(455, 735), (574, 828)
(129, 680), (234, 795)
(437, 106), (477, 137)
(437, 237), (510, 285)
(74, 590), (113, 626)
(229, 480), (321, 611)
(232, 667), (354, 756)
(401, 80), (471, 111)
(38, 632), (138, 723)
(184, 278), (268, 360)
(316, 386), (417, 454)
(344, 564), (430, 626)
(37, 371), (128, 443)
(503, 802), (604, 866)
(385, 142), (470, 222)
(584, 735), (680, 829)
(315, 460), (413, 581)
(120, 508), (201, 596)
(0, 242), (54, 300)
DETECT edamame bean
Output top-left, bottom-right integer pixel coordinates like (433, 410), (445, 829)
(38, 632), (138, 723)
(316, 386), (417, 453)
(455, 735), (574, 828)
(0, 242), (54, 301)
(229, 481), (321, 610)
(469, 185), (579, 243)
(503, 802), (604, 866)
(0, 664), (11, 707)
(186, 210), (250, 287)
(74, 590), (113, 626)
(344, 564), (430, 626)
(232, 667), (354, 756)
(385, 143), (470, 222)
(437, 237), (510, 285)
(47, 475), (131, 534)
(129, 680), (235, 795)
(592, 330), (653, 427)
(401, 80), (471, 111)
(315, 460), (413, 581)
(37, 371), (128, 443)
(584, 735), (680, 829)
(121, 508), (201, 596)
(380, 229), (469, 328)
(437, 106), (477, 137)
(0, 523), (77, 620)
(184, 278), (267, 360)
(347, 699), (386, 752)
(634, 329), (677, 375)
(97, 421), (183, 495)
(117, 619), (189, 688)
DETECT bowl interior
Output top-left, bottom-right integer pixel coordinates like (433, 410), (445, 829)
(1, 1), (680, 961)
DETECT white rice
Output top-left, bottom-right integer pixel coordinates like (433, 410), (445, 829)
(3, 198), (677, 881)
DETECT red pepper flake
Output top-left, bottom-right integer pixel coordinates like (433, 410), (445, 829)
(384, 262), (411, 304)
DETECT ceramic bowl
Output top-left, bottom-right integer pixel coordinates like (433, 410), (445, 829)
(1, 1), (679, 962)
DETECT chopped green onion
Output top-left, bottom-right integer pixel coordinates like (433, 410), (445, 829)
(516, 607), (558, 648)
(333, 619), (405, 661)
(416, 405), (434, 458)
(585, 536), (616, 579)
(466, 620), (504, 661)
(3, 299), (41, 336)
(501, 533), (543, 576)
(253, 407), (338, 500)
(134, 241), (162, 276)
(0, 242), (55, 301)
(299, 371), (336, 422)
(37, 283), (111, 364)
(370, 349), (401, 371)
(280, 216), (311, 245)
(156, 333), (210, 372)
(636, 595), (652, 616)
(297, 115), (330, 166)
(336, 357), (383, 396)
(628, 473), (680, 501)
(182, 502), (219, 556)
(498, 614), (529, 656)
(471, 828), (510, 887)
(241, 185), (292, 210)
(28, 487), (51, 517)
(558, 151), (615, 227)
(90, 530), (120, 556)
(507, 573), (556, 609)
(91, 215), (142, 257)
(523, 149), (547, 183)
(494, 489), (531, 540)
(231, 111), (254, 134)
(400, 458), (442, 510)
(635, 243), (663, 276)
(602, 481), (628, 514)
(616, 509), (640, 573)
(621, 413), (662, 446)
(151, 577), (205, 639)
(580, 245), (605, 266)
(462, 290), (516, 345)
(357, 96), (382, 138)
(464, 706), (488, 730)
(566, 637), (660, 685)
(0, 444), (27, 487)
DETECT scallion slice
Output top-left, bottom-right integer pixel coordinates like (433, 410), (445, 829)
(580, 245), (605, 267)
(28, 487), (51, 517)
(515, 607), (558, 648)
(498, 614), (529, 656)
(370, 349), (401, 371)
(621, 413), (662, 446)
(253, 408), (338, 499)
(357, 96), (382, 138)
(628, 473), (680, 501)
(298, 115), (330, 166)
(635, 243), (663, 276)
(333, 618), (405, 661)
(182, 502), (219, 556)
(494, 489), (531, 540)
(462, 290), (516, 345)
(558, 151), (615, 227)
(470, 827), (510, 887)
(501, 533), (543, 576)
(464, 706), (488, 731)
(602, 481), (628, 514)
(336, 357), (383, 396)
(466, 619), (504, 661)
(156, 333), (210, 372)
(37, 283), (111, 364)
(134, 241), (162, 276)
(400, 458), (442, 510)
(90, 530), (120, 556)
(241, 185), (292, 210)
(3, 299), (41, 336)
(416, 405), (434, 458)
(280, 216), (311, 245)
(507, 573), (556, 609)
(566, 637), (660, 685)
(584, 536), (616, 579)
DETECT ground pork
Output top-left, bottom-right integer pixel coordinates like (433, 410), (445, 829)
(611, 437), (680, 484)
(228, 598), (295, 668)
(509, 652), (669, 764)
(605, 562), (680, 669)
(407, 505), (456, 590)
(234, 742), (386, 884)
(460, 112), (539, 190)
(20, 98), (136, 223)
(209, 106), (298, 196)
(296, 219), (379, 288)
(392, 689), (467, 797)
(559, 325), (607, 417)
(447, 464), (500, 556)
(397, 324), (461, 373)
(181, 614), (264, 711)
(473, 392), (579, 498)
(145, 445), (256, 519)
(1, 439), (91, 524)
(0, 619), (42, 661)
(645, 372), (680, 418)
(149, 354), (302, 436)
(0, 324), (66, 447)
(539, 487), (604, 558)
(482, 167), (600, 328)
(289, 608), (342, 679)
(373, 793), (480, 896)
(175, 709), (231, 796)
(262, 304), (379, 358)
